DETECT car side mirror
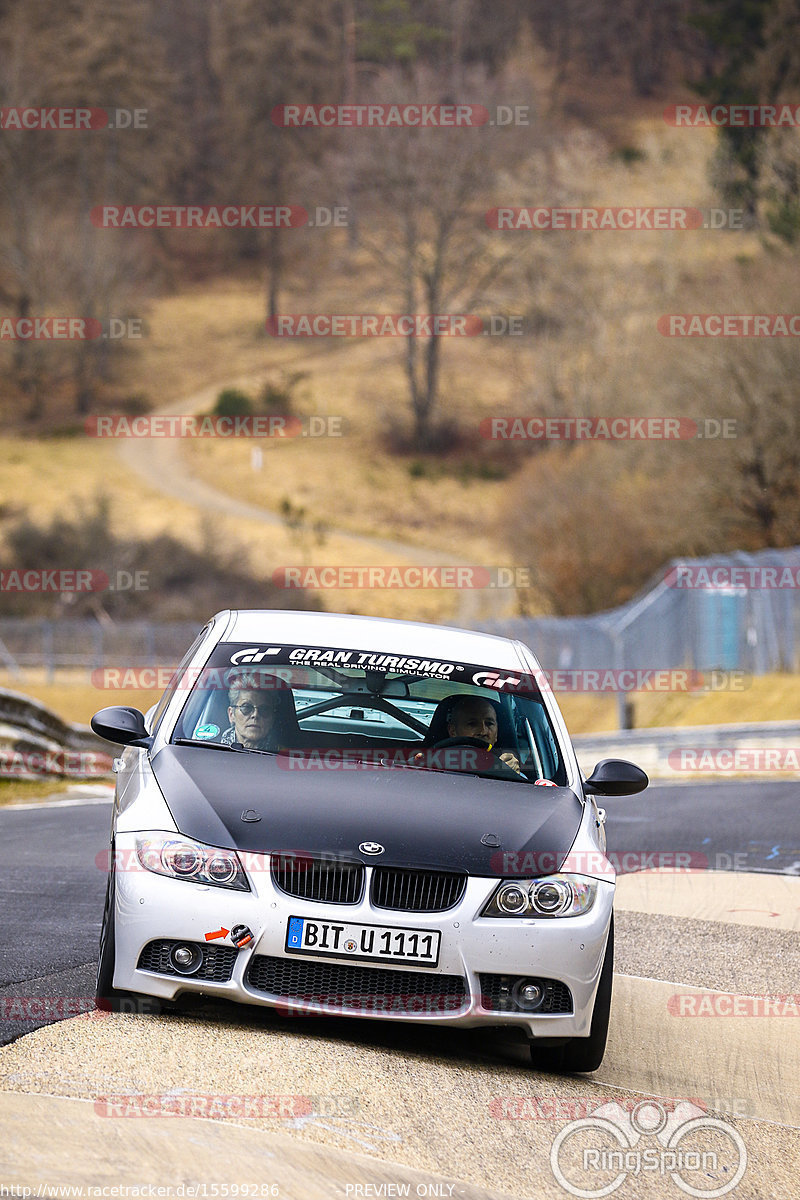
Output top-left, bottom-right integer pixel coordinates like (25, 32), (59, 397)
(583, 758), (648, 796)
(91, 706), (153, 748)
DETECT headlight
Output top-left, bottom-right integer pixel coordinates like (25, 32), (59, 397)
(482, 874), (597, 918)
(136, 836), (249, 891)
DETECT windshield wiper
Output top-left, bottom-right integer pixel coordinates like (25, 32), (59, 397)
(173, 738), (279, 757)
(172, 738), (245, 752)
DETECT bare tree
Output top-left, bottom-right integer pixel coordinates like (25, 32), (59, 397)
(0, 0), (176, 416)
(345, 63), (539, 449)
(217, 0), (343, 321)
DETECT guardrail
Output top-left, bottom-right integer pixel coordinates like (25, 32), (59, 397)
(0, 687), (114, 781)
(572, 720), (800, 780)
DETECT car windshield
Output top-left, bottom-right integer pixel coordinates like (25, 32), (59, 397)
(169, 642), (567, 785)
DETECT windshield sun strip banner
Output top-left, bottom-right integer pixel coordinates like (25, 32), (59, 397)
(171, 643), (545, 695)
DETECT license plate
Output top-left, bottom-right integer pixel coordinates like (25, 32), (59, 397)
(286, 916), (440, 967)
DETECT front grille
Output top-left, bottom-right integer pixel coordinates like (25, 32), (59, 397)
(137, 939), (238, 982)
(371, 866), (467, 912)
(247, 954), (467, 1014)
(479, 974), (573, 1014)
(271, 856), (364, 904)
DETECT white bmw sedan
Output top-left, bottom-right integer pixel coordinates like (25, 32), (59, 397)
(92, 609), (647, 1073)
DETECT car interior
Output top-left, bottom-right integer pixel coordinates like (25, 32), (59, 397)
(170, 657), (566, 784)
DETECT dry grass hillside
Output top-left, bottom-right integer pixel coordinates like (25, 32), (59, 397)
(2, 104), (797, 736)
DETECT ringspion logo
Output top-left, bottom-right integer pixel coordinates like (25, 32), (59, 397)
(549, 1100), (746, 1197)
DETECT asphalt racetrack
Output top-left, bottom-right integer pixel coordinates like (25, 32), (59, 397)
(0, 782), (798, 1198)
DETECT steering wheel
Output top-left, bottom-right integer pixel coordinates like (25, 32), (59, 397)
(430, 736), (522, 779)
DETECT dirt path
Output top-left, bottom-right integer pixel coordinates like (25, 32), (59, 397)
(115, 366), (503, 624)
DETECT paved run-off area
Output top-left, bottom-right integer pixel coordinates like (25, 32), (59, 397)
(0, 869), (798, 1199)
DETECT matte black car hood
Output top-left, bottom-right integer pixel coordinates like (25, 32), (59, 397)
(151, 745), (584, 878)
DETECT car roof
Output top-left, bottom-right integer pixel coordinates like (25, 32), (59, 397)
(216, 609), (534, 671)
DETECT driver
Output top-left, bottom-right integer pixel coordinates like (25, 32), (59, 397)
(446, 695), (521, 773)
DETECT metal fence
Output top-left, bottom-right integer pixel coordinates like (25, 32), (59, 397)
(0, 619), (201, 680)
(475, 546), (800, 676)
(1, 548), (798, 686)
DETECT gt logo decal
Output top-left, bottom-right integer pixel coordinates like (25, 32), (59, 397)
(230, 647), (281, 664)
(472, 671), (522, 689)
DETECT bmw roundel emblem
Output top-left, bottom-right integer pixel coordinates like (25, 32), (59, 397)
(359, 841), (384, 855)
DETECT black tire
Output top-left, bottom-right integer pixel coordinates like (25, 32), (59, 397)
(529, 917), (614, 1074)
(96, 858), (163, 1015)
(96, 859), (125, 1009)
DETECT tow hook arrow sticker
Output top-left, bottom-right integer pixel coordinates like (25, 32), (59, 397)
(204, 927), (230, 941)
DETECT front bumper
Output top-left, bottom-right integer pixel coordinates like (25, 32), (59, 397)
(110, 832), (614, 1039)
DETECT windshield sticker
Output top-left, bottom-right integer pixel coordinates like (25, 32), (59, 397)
(230, 647), (282, 664)
(472, 670), (524, 689)
(285, 648), (459, 678)
(194, 723), (220, 739)
(216, 644), (541, 693)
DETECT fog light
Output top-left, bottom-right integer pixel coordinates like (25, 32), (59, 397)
(512, 979), (545, 1011)
(169, 943), (203, 975)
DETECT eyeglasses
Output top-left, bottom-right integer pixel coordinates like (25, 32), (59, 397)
(230, 702), (274, 717)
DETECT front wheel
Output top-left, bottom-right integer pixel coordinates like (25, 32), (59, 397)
(529, 917), (614, 1074)
(96, 861), (125, 1009)
(96, 859), (163, 1014)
